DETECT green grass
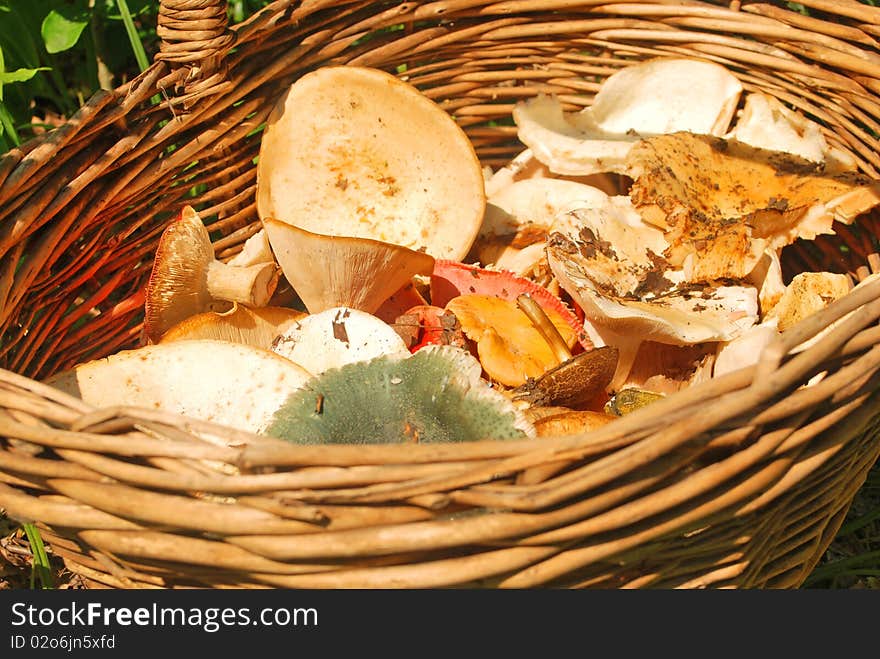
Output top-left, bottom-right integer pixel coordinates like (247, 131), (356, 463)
(22, 523), (54, 589)
(806, 464), (880, 589)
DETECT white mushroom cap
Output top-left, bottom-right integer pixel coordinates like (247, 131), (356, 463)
(546, 195), (759, 387)
(483, 177), (611, 240)
(474, 177), (610, 272)
(512, 58), (742, 176)
(587, 57), (742, 136)
(728, 92), (858, 170)
(256, 65), (486, 261)
(44, 340), (311, 434)
(271, 307), (410, 376)
(262, 218), (435, 315)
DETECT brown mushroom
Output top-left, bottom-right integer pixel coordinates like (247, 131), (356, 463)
(144, 206), (280, 343)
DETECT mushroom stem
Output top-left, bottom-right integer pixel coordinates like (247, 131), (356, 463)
(205, 260), (280, 307)
(516, 293), (572, 364)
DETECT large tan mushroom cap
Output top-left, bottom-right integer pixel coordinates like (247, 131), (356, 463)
(256, 65), (486, 261)
(44, 340), (312, 434)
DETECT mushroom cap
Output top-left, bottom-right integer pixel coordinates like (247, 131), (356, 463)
(271, 306), (410, 376)
(44, 340), (312, 434)
(158, 303), (307, 348)
(512, 94), (635, 177)
(256, 65), (486, 261)
(472, 177), (610, 271)
(262, 218), (435, 315)
(512, 345), (619, 409)
(512, 57), (742, 176)
(264, 345), (535, 444)
(728, 93), (857, 170)
(547, 230), (759, 346)
(446, 294), (580, 387)
(144, 206), (215, 342)
(626, 132), (880, 281)
(588, 57), (742, 137)
(532, 410), (617, 437)
(430, 259), (591, 350)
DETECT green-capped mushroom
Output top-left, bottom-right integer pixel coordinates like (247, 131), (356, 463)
(264, 345), (535, 444)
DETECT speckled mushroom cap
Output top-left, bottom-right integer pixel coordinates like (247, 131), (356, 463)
(256, 65), (486, 261)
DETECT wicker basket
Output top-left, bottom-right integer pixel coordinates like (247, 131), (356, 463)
(1, 0), (880, 589)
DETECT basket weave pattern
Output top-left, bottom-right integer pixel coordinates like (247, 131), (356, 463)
(1, 0), (880, 588)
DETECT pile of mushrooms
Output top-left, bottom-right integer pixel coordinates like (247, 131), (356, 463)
(45, 59), (880, 444)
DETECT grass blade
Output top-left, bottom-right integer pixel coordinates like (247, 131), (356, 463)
(22, 523), (54, 589)
(115, 0), (149, 73)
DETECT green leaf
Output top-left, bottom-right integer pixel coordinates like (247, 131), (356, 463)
(41, 5), (91, 54)
(0, 45), (50, 102)
(0, 66), (50, 87)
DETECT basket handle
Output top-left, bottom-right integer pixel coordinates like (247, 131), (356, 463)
(154, 0), (236, 108)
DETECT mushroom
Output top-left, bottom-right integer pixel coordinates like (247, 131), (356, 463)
(510, 293), (618, 409)
(270, 306), (410, 376)
(512, 57), (742, 176)
(143, 206), (281, 343)
(471, 177), (610, 275)
(728, 92), (858, 170)
(625, 132), (880, 282)
(532, 410), (618, 438)
(430, 259), (591, 349)
(484, 147), (626, 198)
(44, 340), (311, 434)
(158, 303), (306, 349)
(764, 271), (853, 332)
(262, 218), (435, 315)
(226, 228), (275, 267)
(256, 65), (486, 261)
(264, 345), (535, 445)
(545, 197), (760, 389)
(604, 388), (666, 417)
(445, 293), (583, 388)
